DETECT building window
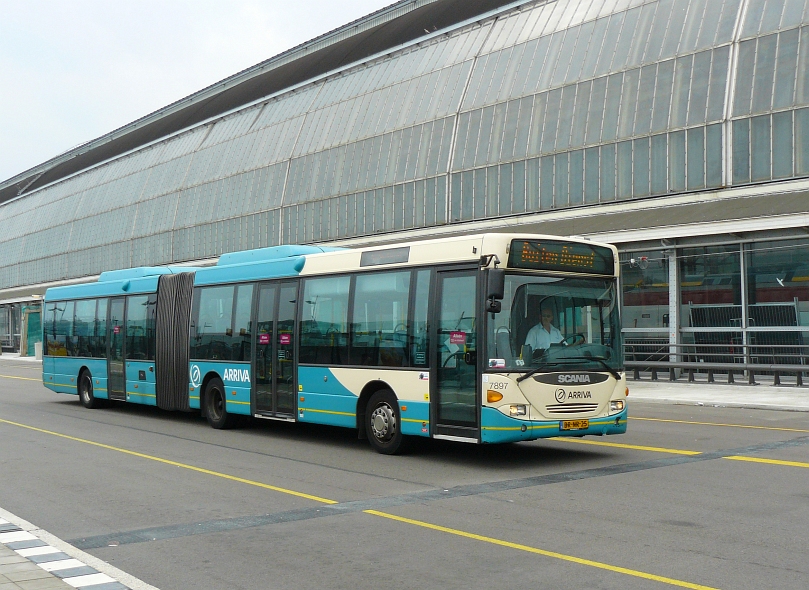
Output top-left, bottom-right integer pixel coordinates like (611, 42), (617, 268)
(745, 239), (809, 364)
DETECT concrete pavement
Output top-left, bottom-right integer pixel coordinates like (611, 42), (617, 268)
(0, 357), (156, 590)
(0, 351), (806, 589)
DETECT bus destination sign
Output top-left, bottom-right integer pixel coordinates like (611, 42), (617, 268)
(508, 239), (614, 275)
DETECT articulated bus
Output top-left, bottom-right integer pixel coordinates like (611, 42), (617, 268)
(42, 233), (627, 454)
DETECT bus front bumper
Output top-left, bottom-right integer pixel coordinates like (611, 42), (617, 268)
(480, 407), (628, 444)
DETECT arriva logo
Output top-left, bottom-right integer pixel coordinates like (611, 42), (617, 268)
(190, 365), (201, 388)
(223, 368), (251, 383)
(557, 374), (592, 384)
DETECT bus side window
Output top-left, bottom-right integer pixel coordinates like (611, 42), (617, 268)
(410, 269), (430, 366)
(54, 301), (74, 356)
(43, 302), (57, 356)
(300, 276), (350, 365)
(126, 294), (157, 360)
(351, 271), (410, 367)
(74, 299), (96, 358)
(193, 286), (235, 361)
(231, 284), (253, 362)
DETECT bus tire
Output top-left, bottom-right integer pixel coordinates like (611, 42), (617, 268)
(204, 378), (235, 429)
(366, 389), (405, 455)
(78, 370), (99, 409)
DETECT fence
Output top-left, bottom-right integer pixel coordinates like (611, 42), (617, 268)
(624, 341), (809, 386)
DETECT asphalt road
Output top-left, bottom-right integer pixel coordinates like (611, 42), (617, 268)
(1, 360), (807, 590)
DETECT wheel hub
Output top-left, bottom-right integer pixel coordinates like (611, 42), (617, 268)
(370, 404), (394, 440)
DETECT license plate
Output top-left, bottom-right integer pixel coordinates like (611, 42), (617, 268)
(560, 419), (589, 431)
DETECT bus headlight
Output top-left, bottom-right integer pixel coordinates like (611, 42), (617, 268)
(509, 404), (527, 416)
(610, 400), (625, 413)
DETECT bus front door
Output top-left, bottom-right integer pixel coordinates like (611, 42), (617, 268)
(433, 270), (480, 441)
(108, 297), (126, 401)
(254, 282), (297, 419)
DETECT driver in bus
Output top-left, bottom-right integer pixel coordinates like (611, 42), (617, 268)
(524, 307), (563, 351)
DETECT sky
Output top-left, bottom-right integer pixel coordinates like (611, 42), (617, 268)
(0, 0), (389, 183)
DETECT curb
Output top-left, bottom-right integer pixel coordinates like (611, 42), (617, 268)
(0, 508), (159, 590)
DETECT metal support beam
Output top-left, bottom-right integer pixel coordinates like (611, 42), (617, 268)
(668, 248), (679, 378)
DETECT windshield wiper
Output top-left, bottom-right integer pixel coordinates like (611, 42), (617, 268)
(559, 356), (622, 381)
(515, 354), (575, 383)
(516, 363), (547, 383)
(516, 356), (621, 383)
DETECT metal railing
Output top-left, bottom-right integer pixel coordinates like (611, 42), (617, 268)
(624, 341), (809, 386)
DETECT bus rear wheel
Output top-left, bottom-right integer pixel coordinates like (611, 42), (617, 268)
(204, 378), (236, 429)
(366, 390), (405, 455)
(78, 370), (99, 409)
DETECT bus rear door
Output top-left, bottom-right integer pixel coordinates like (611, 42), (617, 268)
(107, 297), (126, 401)
(254, 281), (297, 419)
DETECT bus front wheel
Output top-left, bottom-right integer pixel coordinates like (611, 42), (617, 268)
(366, 390), (404, 455)
(204, 378), (235, 429)
(78, 370), (99, 409)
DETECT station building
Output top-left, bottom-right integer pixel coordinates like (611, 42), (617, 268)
(2, 0), (808, 373)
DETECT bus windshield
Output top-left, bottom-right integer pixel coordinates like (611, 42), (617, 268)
(486, 274), (622, 374)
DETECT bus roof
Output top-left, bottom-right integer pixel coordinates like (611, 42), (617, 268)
(44, 233), (618, 301)
(44, 266), (199, 301)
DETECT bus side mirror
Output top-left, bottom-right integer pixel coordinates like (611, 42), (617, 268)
(485, 268), (505, 314)
(486, 268), (505, 300)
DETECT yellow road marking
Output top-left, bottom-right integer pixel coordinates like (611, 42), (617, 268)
(0, 417), (719, 589)
(723, 456), (809, 469)
(550, 437), (701, 455)
(299, 407), (355, 417)
(364, 510), (719, 590)
(631, 416), (809, 434)
(0, 374), (40, 382)
(0, 418), (337, 505)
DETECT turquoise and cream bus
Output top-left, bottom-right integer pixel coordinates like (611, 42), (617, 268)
(42, 233), (627, 453)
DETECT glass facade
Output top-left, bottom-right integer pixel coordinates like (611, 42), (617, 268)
(3, 0), (809, 303)
(0, 304), (20, 350)
(622, 238), (809, 369)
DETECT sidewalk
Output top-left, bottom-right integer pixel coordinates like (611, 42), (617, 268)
(628, 378), (809, 412)
(0, 508), (157, 590)
(0, 353), (40, 363)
